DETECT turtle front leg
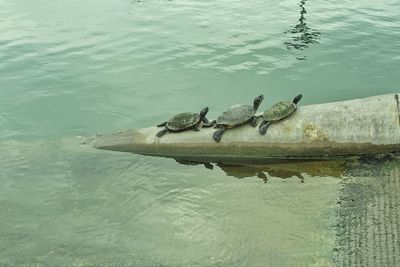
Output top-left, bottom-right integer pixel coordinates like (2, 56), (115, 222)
(202, 120), (216, 128)
(157, 121), (168, 127)
(202, 117), (210, 123)
(156, 128), (168, 137)
(213, 126), (226, 142)
(250, 116), (258, 127)
(259, 121), (272, 135)
(193, 123), (200, 131)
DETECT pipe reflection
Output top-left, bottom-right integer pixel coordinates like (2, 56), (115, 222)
(175, 158), (347, 182)
(175, 154), (400, 182)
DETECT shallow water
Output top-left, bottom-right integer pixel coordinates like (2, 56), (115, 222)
(1, 0), (400, 266)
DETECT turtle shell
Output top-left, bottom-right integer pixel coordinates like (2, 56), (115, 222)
(216, 104), (255, 126)
(166, 112), (200, 131)
(263, 101), (296, 121)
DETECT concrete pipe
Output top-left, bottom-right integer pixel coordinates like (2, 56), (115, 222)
(89, 93), (400, 162)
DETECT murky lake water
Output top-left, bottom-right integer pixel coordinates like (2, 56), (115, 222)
(1, 0), (400, 266)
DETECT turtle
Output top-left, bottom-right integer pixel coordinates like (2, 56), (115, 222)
(204, 94), (264, 142)
(156, 107), (210, 137)
(258, 94), (302, 135)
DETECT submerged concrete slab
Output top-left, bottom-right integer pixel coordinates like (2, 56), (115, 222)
(334, 156), (400, 266)
(89, 93), (400, 162)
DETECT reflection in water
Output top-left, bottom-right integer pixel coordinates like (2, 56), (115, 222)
(216, 163), (304, 183)
(174, 154), (400, 182)
(175, 159), (346, 182)
(175, 159), (214, 170)
(284, 0), (321, 56)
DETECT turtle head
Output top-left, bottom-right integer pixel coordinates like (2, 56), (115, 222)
(293, 94), (303, 104)
(253, 94), (264, 110)
(200, 107), (209, 118)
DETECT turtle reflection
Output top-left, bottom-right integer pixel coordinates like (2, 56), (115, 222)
(216, 163), (305, 183)
(284, 0), (321, 53)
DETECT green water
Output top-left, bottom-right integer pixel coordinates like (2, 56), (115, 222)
(1, 0), (399, 266)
